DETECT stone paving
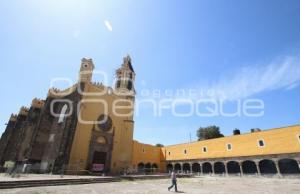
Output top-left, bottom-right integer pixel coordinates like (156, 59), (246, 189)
(1, 176), (300, 194)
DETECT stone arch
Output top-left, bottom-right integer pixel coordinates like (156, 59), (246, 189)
(259, 159), (277, 174)
(137, 162), (144, 172)
(152, 163), (158, 169)
(227, 161), (241, 174)
(214, 162), (226, 174)
(183, 163), (191, 173)
(242, 160), (257, 174)
(202, 162), (212, 174)
(192, 163), (201, 173)
(145, 163), (152, 173)
(278, 158), (300, 174)
(174, 163), (181, 172)
(166, 164), (173, 172)
(152, 163), (158, 172)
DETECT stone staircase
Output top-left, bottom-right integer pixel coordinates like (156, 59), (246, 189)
(0, 177), (120, 189)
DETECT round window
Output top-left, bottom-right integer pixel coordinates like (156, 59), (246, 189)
(97, 114), (112, 132)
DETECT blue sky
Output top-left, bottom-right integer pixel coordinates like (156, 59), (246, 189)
(0, 0), (300, 145)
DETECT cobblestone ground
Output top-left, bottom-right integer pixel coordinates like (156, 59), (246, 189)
(2, 176), (300, 194)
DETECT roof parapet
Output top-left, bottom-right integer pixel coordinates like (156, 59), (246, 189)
(47, 84), (77, 98)
(9, 114), (17, 122)
(31, 98), (45, 108)
(91, 82), (103, 86)
(251, 128), (261, 133)
(19, 106), (29, 116)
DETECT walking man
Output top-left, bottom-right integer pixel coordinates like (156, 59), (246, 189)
(168, 170), (178, 192)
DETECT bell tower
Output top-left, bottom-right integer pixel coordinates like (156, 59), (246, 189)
(78, 57), (95, 83)
(109, 55), (136, 173)
(114, 55), (135, 95)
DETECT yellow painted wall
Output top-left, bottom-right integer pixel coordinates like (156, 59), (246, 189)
(68, 83), (134, 173)
(132, 140), (162, 169)
(161, 125), (300, 161)
(132, 125), (300, 172)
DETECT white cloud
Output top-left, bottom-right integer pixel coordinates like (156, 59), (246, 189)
(104, 20), (113, 31)
(286, 82), (299, 90)
(137, 54), (300, 103)
(201, 55), (300, 101)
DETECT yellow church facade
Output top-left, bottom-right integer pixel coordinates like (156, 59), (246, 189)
(0, 56), (300, 175)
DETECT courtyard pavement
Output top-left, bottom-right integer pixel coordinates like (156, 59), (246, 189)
(1, 176), (300, 194)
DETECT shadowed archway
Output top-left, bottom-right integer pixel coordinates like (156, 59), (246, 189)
(145, 163), (151, 173)
(214, 162), (226, 174)
(202, 162), (212, 174)
(259, 159), (277, 174)
(183, 163), (191, 173)
(242, 160), (257, 174)
(152, 163), (158, 172)
(278, 158), (300, 174)
(166, 164), (173, 172)
(227, 161), (241, 174)
(174, 163), (181, 172)
(137, 162), (144, 173)
(192, 163), (201, 173)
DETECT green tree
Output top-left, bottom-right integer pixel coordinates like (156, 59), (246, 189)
(197, 125), (224, 140)
(155, 143), (164, 147)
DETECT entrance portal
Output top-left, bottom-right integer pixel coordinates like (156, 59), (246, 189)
(93, 151), (107, 164)
(92, 151), (107, 172)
